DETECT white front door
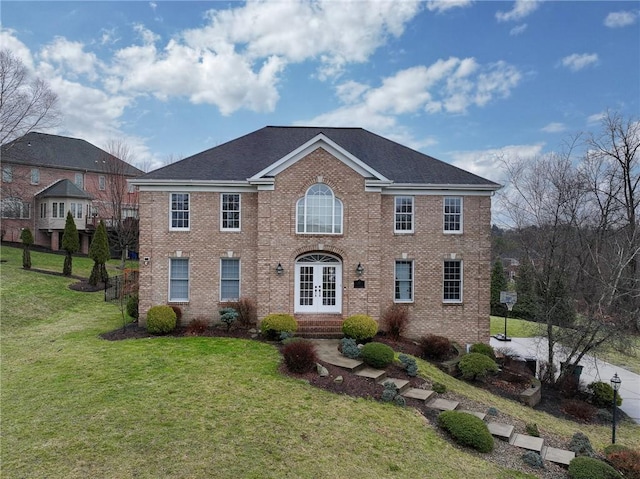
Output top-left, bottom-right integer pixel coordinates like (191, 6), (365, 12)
(295, 254), (342, 314)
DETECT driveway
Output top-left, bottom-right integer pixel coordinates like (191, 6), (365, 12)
(490, 336), (640, 424)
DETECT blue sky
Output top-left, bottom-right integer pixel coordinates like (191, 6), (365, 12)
(2, 0), (639, 182)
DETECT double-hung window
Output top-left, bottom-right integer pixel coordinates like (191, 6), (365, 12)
(296, 184), (342, 234)
(99, 175), (106, 190)
(70, 202), (83, 219)
(2, 166), (13, 183)
(220, 258), (240, 301)
(75, 173), (84, 189)
(394, 196), (414, 233)
(221, 193), (240, 231)
(394, 260), (413, 302)
(169, 258), (189, 302)
(443, 197), (462, 233)
(443, 260), (462, 303)
(31, 168), (40, 185)
(170, 193), (189, 230)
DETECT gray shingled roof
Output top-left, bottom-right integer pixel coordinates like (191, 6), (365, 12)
(139, 126), (499, 187)
(35, 179), (94, 200)
(1, 132), (143, 177)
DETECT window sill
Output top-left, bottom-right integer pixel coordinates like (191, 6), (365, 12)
(394, 300), (414, 304)
(442, 301), (463, 305)
(168, 301), (189, 305)
(394, 231), (414, 235)
(443, 231), (463, 235)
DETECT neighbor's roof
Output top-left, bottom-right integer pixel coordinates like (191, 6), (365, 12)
(138, 126), (500, 187)
(35, 179), (94, 200)
(1, 132), (143, 177)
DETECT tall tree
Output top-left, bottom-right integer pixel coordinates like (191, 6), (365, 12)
(512, 257), (537, 321)
(0, 49), (60, 145)
(20, 227), (33, 269)
(88, 220), (110, 286)
(490, 259), (507, 316)
(61, 211), (79, 276)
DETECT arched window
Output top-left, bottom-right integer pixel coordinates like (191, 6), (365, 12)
(296, 184), (342, 234)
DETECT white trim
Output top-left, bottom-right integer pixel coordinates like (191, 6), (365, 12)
(220, 193), (241, 232)
(168, 257), (190, 303)
(249, 134), (391, 182)
(394, 196), (414, 234)
(394, 259), (414, 303)
(294, 255), (342, 314)
(443, 196), (463, 234)
(169, 192), (190, 231)
(220, 258), (241, 301)
(443, 259), (463, 304)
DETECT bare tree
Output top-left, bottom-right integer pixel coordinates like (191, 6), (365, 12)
(0, 49), (60, 146)
(91, 139), (140, 269)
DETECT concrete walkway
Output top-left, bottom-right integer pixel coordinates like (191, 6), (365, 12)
(490, 336), (640, 424)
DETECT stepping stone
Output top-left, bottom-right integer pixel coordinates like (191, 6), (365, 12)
(459, 410), (486, 420)
(379, 377), (410, 393)
(402, 388), (434, 401)
(542, 446), (575, 465)
(510, 433), (544, 452)
(487, 422), (515, 441)
(427, 398), (459, 411)
(355, 367), (387, 381)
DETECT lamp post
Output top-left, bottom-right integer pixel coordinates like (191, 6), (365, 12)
(611, 373), (621, 444)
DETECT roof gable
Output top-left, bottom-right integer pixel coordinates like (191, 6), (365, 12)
(35, 179), (94, 200)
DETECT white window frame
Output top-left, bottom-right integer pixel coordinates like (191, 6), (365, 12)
(99, 175), (106, 191)
(220, 258), (240, 301)
(394, 196), (414, 233)
(394, 260), (414, 303)
(296, 184), (343, 235)
(75, 173), (84, 189)
(40, 202), (47, 218)
(30, 168), (40, 185)
(443, 197), (463, 234)
(59, 202), (65, 218)
(2, 166), (13, 183)
(220, 193), (241, 231)
(443, 260), (463, 303)
(170, 193), (190, 231)
(169, 258), (190, 302)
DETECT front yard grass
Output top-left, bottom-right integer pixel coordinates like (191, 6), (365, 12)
(2, 245), (638, 478)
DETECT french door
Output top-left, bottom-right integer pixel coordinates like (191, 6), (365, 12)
(294, 254), (342, 313)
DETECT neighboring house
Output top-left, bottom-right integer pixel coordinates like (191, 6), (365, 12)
(1, 132), (143, 254)
(131, 126), (501, 344)
(502, 257), (521, 283)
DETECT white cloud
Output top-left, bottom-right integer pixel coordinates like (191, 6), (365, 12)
(604, 10), (638, 28)
(559, 53), (599, 72)
(509, 24), (528, 36)
(587, 111), (607, 124)
(496, 0), (540, 22)
(40, 37), (101, 81)
(426, 0), (473, 13)
(541, 122), (566, 133)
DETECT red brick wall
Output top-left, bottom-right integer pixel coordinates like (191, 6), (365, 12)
(137, 147), (492, 345)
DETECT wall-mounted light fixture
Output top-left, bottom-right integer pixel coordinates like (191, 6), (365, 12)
(275, 263), (284, 275)
(356, 262), (364, 276)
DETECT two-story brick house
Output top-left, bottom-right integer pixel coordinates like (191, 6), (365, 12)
(1, 132), (143, 253)
(132, 127), (500, 344)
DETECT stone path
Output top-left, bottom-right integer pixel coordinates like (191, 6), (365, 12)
(312, 339), (576, 467)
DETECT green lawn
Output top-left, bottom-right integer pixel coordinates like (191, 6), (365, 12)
(2, 245), (638, 478)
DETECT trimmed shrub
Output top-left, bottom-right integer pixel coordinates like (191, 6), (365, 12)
(432, 382), (447, 394)
(260, 313), (298, 340)
(146, 305), (177, 334)
(381, 303), (409, 340)
(568, 432), (595, 457)
(340, 337), (361, 359)
(341, 314), (378, 341)
(458, 353), (498, 380)
(219, 307), (239, 331)
(437, 410), (494, 453)
(398, 354), (418, 377)
(361, 342), (395, 369)
(381, 380), (399, 402)
(469, 343), (496, 361)
(607, 449), (640, 479)
(568, 456), (622, 479)
(588, 381), (623, 408)
(522, 451), (544, 469)
(185, 317), (209, 335)
(525, 423), (540, 437)
(282, 339), (318, 373)
(604, 444), (630, 456)
(126, 294), (139, 319)
(487, 407), (499, 417)
(419, 334), (451, 361)
(562, 400), (597, 422)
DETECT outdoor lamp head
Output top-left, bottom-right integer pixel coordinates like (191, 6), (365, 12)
(611, 373), (621, 391)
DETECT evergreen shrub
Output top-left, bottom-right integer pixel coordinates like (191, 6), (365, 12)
(458, 353), (498, 380)
(260, 313), (298, 340)
(437, 410), (494, 453)
(219, 307), (239, 331)
(146, 305), (177, 334)
(522, 451), (544, 469)
(588, 381), (622, 408)
(126, 294), (139, 319)
(568, 456), (622, 479)
(340, 337), (361, 359)
(398, 354), (418, 376)
(341, 314), (378, 341)
(568, 432), (595, 457)
(361, 342), (394, 369)
(469, 343), (496, 360)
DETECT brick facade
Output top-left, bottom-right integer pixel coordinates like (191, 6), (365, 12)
(137, 146), (493, 345)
